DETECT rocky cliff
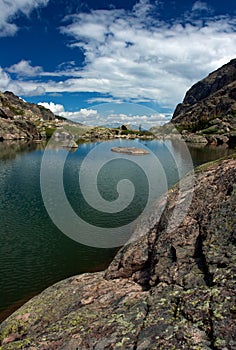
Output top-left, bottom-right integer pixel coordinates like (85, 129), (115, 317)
(0, 155), (235, 349)
(0, 91), (60, 140)
(172, 58), (236, 124)
(171, 59), (236, 145)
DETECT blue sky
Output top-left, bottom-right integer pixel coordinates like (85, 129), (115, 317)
(0, 0), (236, 128)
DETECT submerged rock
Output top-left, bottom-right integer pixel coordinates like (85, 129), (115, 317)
(0, 156), (235, 349)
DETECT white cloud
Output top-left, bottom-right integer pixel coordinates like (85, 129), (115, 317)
(132, 0), (156, 18)
(60, 108), (100, 124)
(0, 0), (49, 37)
(1, 0), (236, 114)
(66, 109), (168, 129)
(0, 66), (46, 95)
(192, 1), (210, 12)
(8, 60), (43, 76)
(106, 113), (168, 128)
(38, 102), (65, 115)
(37, 102), (100, 124)
(57, 3), (236, 107)
(87, 97), (123, 104)
(39, 100), (168, 129)
(0, 67), (11, 89)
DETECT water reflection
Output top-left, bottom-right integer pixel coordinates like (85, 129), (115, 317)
(187, 143), (234, 167)
(0, 141), (42, 161)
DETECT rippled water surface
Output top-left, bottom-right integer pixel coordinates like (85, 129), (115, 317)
(0, 139), (234, 321)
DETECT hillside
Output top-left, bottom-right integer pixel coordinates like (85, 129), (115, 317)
(0, 91), (93, 141)
(0, 91), (57, 140)
(1, 155), (235, 349)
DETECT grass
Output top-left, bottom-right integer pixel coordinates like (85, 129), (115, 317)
(45, 127), (56, 138)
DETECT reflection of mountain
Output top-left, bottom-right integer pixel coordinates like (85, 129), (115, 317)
(0, 141), (44, 160)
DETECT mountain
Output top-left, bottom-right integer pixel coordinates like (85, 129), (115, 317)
(171, 59), (236, 138)
(0, 91), (91, 141)
(0, 91), (56, 121)
(0, 91), (58, 140)
(149, 59), (236, 145)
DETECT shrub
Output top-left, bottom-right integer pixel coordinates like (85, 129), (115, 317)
(45, 127), (56, 138)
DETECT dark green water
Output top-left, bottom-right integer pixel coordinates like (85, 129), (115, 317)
(0, 139), (234, 321)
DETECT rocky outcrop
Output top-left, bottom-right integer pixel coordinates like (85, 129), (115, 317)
(0, 155), (235, 349)
(167, 59), (236, 145)
(0, 91), (55, 121)
(111, 147), (149, 155)
(172, 58), (236, 125)
(0, 117), (42, 141)
(0, 91), (59, 140)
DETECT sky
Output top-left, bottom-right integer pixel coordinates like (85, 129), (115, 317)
(0, 0), (236, 129)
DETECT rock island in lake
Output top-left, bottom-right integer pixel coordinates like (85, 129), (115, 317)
(111, 146), (149, 155)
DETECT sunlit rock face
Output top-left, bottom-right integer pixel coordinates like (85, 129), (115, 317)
(0, 90), (56, 140)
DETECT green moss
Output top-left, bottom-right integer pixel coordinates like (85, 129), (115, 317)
(201, 125), (221, 134)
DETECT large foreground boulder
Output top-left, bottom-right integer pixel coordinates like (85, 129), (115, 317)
(0, 156), (235, 349)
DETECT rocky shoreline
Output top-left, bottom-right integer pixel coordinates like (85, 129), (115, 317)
(0, 155), (235, 349)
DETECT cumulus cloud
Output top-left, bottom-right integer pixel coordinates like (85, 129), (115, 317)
(58, 2), (236, 107)
(38, 102), (65, 114)
(1, 0), (236, 113)
(192, 1), (210, 12)
(8, 60), (43, 76)
(0, 68), (46, 96)
(37, 101), (100, 124)
(105, 113), (168, 128)
(38, 101), (168, 128)
(0, 67), (11, 90)
(0, 0), (49, 37)
(59, 108), (100, 124)
(65, 109), (168, 129)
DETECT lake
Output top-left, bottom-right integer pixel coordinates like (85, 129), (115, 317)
(0, 138), (234, 321)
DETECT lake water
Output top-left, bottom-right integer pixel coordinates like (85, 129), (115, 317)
(0, 139), (234, 321)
